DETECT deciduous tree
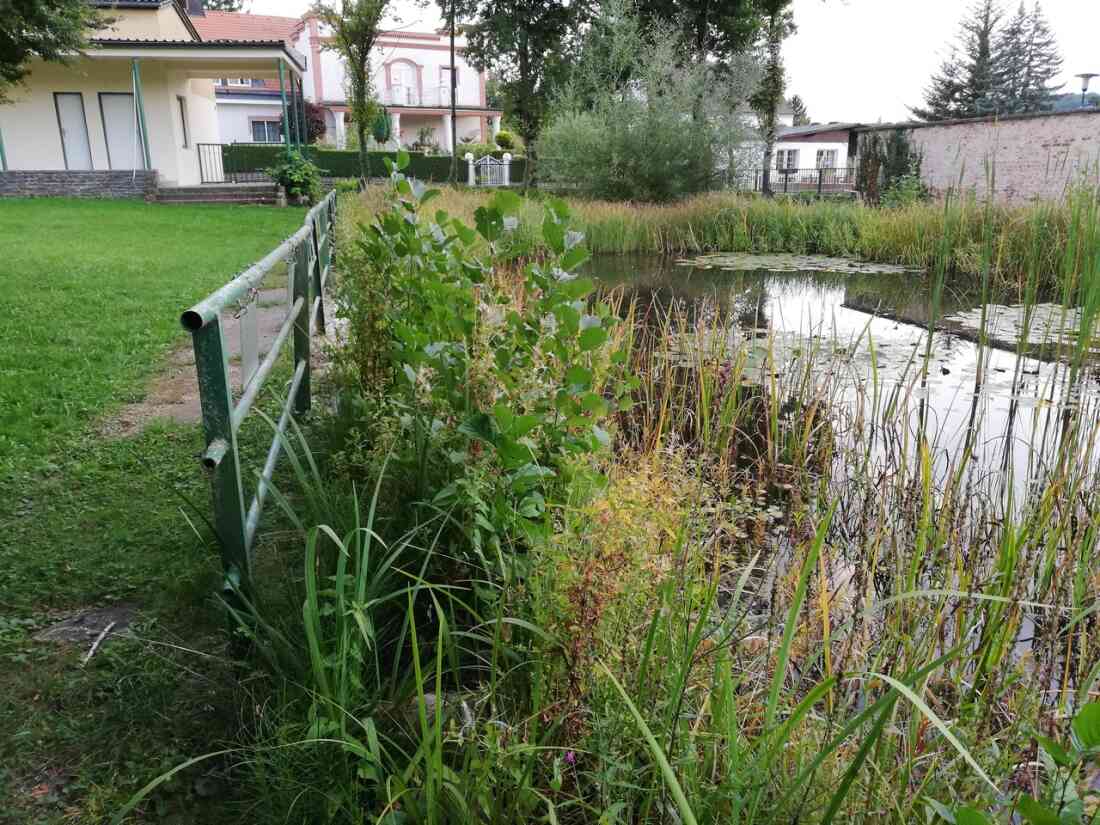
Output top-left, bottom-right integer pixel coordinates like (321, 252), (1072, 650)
(749, 0), (794, 196)
(312, 0), (390, 179)
(0, 0), (109, 102)
(441, 0), (593, 184)
(633, 0), (760, 65)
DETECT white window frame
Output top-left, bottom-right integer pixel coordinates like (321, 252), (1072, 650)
(816, 149), (838, 169)
(776, 149), (799, 171)
(250, 119), (283, 143)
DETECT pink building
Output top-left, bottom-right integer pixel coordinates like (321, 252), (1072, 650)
(191, 8), (503, 151)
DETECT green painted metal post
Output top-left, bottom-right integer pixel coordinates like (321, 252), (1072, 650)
(277, 60), (291, 154)
(0, 123), (7, 171)
(298, 75), (309, 151)
(191, 320), (250, 591)
(131, 59), (152, 170)
(310, 213), (326, 334)
(292, 240), (311, 414)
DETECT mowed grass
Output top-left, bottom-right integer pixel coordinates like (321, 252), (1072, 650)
(0, 198), (305, 824)
(0, 198), (305, 473)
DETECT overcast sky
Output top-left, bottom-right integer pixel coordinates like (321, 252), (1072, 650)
(247, 0), (1100, 123)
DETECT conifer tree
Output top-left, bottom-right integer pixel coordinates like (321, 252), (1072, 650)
(1017, 1), (1063, 111)
(789, 94), (810, 126)
(911, 0), (1003, 120)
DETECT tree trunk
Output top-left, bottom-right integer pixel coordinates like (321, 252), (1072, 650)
(357, 120), (370, 182)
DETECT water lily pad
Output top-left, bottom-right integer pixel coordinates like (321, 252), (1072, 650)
(678, 253), (921, 276)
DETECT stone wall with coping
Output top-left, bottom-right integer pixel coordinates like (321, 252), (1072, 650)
(0, 170), (158, 199)
(858, 110), (1100, 203)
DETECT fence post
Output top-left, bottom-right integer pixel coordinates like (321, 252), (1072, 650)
(292, 240), (311, 415)
(191, 319), (250, 592)
(818, 168), (824, 196)
(310, 212), (326, 334)
(502, 153), (512, 186)
(465, 152), (475, 186)
(784, 171), (789, 194)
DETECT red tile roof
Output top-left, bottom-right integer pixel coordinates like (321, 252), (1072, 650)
(190, 11), (301, 44)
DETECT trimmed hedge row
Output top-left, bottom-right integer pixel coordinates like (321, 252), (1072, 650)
(221, 144), (526, 183)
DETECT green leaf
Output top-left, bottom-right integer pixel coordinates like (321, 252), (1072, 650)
(518, 492), (545, 518)
(490, 189), (523, 216)
(579, 326), (608, 352)
(565, 365), (593, 390)
(924, 798), (956, 823)
(452, 219), (477, 246)
(1017, 796), (1060, 825)
(396, 149), (410, 170)
(560, 245), (591, 272)
(581, 392), (609, 415)
(475, 206), (503, 243)
(592, 424), (610, 447)
(458, 412), (496, 444)
(560, 276), (595, 300)
(543, 214), (566, 253)
(954, 807), (991, 825)
(546, 197), (570, 222)
(1072, 702), (1100, 750)
(1036, 735), (1074, 768)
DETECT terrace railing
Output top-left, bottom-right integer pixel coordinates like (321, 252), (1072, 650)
(744, 166), (860, 195)
(181, 191), (336, 594)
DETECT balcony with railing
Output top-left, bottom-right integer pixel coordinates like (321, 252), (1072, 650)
(381, 85), (480, 108)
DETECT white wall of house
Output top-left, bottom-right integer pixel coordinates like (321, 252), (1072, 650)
(216, 99), (286, 144)
(772, 141), (851, 169)
(0, 58), (219, 186)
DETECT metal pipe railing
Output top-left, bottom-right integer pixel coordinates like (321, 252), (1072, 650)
(182, 191), (337, 594)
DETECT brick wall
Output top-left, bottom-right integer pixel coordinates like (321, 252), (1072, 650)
(859, 110), (1100, 203)
(0, 170), (158, 199)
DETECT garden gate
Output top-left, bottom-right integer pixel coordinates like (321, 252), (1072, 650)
(465, 152), (513, 187)
(181, 191), (336, 594)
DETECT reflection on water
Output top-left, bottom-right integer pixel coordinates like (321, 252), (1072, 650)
(584, 253), (1100, 503)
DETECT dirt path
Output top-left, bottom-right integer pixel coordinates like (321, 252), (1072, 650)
(100, 285), (338, 438)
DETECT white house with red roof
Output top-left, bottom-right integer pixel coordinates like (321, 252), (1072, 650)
(0, 0), (305, 192)
(191, 9), (503, 151)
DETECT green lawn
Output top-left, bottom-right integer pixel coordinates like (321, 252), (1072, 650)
(0, 198), (307, 824)
(0, 198), (304, 474)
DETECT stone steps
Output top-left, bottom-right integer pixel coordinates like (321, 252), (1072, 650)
(157, 184), (280, 205)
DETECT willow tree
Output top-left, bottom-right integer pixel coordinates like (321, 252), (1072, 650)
(312, 0), (390, 180)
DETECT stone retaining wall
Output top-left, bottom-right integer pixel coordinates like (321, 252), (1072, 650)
(859, 109), (1100, 203)
(0, 170), (158, 199)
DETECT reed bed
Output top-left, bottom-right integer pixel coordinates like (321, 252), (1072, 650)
(351, 184), (1079, 293)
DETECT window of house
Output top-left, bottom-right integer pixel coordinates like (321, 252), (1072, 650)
(227, 78), (252, 87)
(251, 119), (283, 143)
(816, 149), (838, 169)
(177, 95), (189, 148)
(776, 149), (799, 170)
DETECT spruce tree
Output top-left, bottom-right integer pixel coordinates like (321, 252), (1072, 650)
(789, 94), (810, 126)
(1017, 1), (1063, 112)
(993, 2), (1028, 111)
(911, 0), (1003, 120)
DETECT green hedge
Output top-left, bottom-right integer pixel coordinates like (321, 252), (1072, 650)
(221, 144), (526, 183)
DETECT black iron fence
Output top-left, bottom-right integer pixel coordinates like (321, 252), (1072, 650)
(744, 166), (859, 195)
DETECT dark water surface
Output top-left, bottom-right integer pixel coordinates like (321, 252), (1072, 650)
(583, 253), (1100, 500)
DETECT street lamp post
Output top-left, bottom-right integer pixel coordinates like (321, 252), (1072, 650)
(1075, 73), (1098, 108)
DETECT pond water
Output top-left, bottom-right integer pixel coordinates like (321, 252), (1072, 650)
(583, 253), (1100, 502)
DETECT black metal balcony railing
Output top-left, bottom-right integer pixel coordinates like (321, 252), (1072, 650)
(745, 166), (859, 194)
